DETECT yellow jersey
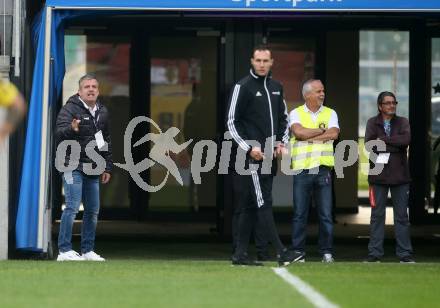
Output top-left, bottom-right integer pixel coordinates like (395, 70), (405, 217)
(0, 80), (19, 108)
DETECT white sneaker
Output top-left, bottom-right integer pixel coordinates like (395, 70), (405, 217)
(57, 250), (85, 261)
(322, 253), (334, 263)
(82, 251), (105, 261)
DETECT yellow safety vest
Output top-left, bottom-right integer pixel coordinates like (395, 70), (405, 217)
(290, 105), (335, 170)
(0, 80), (19, 108)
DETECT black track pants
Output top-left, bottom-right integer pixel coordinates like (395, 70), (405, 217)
(232, 171), (284, 257)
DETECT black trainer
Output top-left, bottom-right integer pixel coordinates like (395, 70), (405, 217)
(363, 255), (381, 263)
(278, 250), (305, 266)
(231, 254), (264, 266)
(256, 251), (271, 262)
(399, 256), (416, 264)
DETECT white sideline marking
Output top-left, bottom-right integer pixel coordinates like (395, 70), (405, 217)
(272, 268), (339, 308)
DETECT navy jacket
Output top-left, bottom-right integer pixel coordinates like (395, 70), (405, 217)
(55, 94), (113, 174)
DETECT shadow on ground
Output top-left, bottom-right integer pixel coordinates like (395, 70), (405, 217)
(69, 234), (440, 263)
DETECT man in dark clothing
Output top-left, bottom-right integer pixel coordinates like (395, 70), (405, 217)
(55, 74), (112, 261)
(226, 45), (301, 266)
(364, 91), (414, 263)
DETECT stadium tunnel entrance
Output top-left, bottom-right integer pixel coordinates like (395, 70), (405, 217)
(54, 14), (440, 230)
(10, 3), (440, 256)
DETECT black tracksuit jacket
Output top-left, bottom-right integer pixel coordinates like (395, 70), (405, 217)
(55, 94), (113, 174)
(226, 69), (289, 172)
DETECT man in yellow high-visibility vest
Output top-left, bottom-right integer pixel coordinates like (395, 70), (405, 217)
(0, 79), (26, 144)
(289, 79), (339, 263)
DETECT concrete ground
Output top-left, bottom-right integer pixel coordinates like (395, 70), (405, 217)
(53, 206), (440, 240)
(46, 205), (440, 263)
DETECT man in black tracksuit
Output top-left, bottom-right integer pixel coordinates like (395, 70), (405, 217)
(227, 45), (301, 266)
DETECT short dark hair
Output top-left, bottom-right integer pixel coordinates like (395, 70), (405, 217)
(377, 91), (396, 112)
(251, 45), (272, 59)
(78, 74), (98, 88)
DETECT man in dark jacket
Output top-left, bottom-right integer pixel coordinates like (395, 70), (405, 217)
(227, 45), (301, 266)
(365, 91), (414, 263)
(55, 74), (112, 261)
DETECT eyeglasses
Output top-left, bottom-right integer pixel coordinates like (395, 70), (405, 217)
(380, 101), (398, 106)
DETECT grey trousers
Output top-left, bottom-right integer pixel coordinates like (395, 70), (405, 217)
(368, 184), (413, 258)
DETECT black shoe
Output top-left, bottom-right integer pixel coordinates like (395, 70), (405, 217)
(231, 255), (264, 266)
(399, 256), (415, 264)
(363, 255), (381, 263)
(256, 251), (271, 262)
(278, 250), (305, 266)
(230, 251), (248, 262)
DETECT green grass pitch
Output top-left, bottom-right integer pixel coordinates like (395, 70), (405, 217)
(1, 240), (439, 308)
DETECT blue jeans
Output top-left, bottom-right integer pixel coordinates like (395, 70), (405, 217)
(58, 170), (100, 253)
(292, 167), (333, 255)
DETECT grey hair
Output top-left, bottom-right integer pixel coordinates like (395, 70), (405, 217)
(78, 74), (98, 88)
(302, 79), (321, 99)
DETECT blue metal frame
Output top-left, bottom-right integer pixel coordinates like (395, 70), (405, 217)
(46, 0), (440, 11)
